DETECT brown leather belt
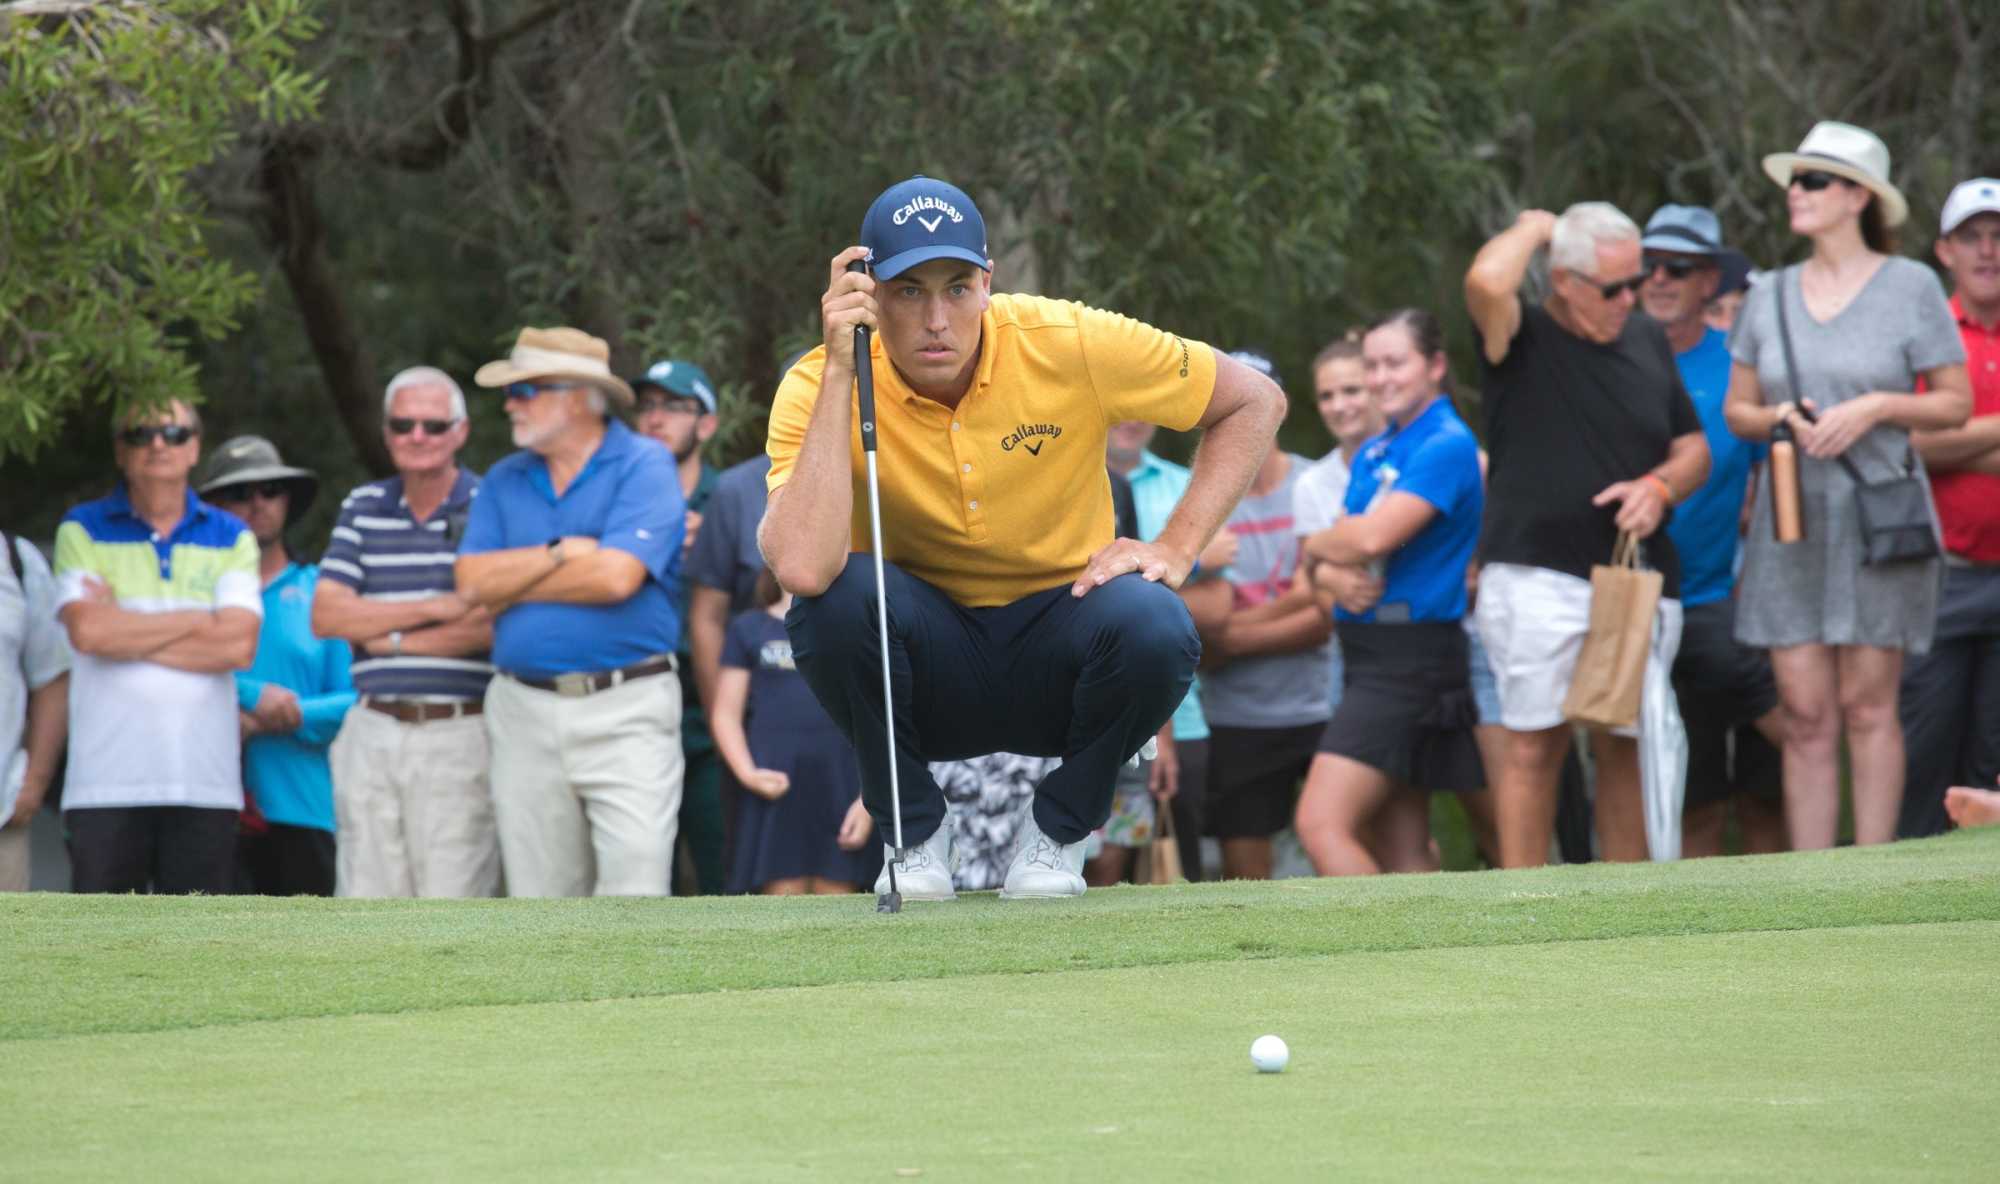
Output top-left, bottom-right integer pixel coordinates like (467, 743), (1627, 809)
(504, 654), (678, 698)
(364, 697), (485, 723)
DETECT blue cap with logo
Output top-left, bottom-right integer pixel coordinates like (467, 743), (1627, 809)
(1641, 204), (1724, 255)
(635, 359), (718, 415)
(860, 176), (990, 279)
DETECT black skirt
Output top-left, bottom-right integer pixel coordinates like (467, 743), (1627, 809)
(1316, 620), (1486, 793)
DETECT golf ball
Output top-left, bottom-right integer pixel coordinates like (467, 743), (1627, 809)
(1250, 1034), (1288, 1073)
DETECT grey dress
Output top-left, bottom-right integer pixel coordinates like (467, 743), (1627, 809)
(1731, 258), (1965, 653)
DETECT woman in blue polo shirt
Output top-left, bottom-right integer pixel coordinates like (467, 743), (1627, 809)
(1295, 308), (1486, 876)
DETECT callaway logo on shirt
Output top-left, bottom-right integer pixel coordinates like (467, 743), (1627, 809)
(1001, 423), (1062, 455)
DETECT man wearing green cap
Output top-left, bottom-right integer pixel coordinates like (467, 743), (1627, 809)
(634, 359), (725, 893)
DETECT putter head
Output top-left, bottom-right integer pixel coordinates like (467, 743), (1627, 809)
(877, 848), (904, 914)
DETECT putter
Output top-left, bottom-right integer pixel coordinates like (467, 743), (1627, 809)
(849, 259), (906, 915)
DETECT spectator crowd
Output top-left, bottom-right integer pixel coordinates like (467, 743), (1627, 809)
(4, 121), (1998, 896)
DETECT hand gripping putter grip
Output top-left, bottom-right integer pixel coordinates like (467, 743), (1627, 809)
(849, 259), (906, 915)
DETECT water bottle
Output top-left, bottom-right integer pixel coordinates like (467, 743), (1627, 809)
(1770, 421), (1805, 543)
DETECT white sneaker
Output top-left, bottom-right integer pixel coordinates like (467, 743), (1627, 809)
(874, 823), (957, 901)
(999, 813), (1087, 899)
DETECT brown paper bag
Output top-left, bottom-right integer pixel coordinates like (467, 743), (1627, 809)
(1562, 532), (1662, 730)
(1142, 798), (1186, 885)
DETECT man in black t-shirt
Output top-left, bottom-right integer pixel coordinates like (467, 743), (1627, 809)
(1464, 204), (1711, 868)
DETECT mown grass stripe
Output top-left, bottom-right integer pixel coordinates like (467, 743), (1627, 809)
(5, 829), (1994, 1043)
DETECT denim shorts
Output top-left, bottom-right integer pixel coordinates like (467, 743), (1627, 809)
(1463, 618), (1503, 726)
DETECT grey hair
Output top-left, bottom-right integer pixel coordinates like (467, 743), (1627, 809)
(580, 387), (608, 416)
(382, 366), (468, 421)
(1549, 202), (1641, 273)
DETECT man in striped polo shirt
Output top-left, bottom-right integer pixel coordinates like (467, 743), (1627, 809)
(313, 367), (499, 897)
(54, 399), (261, 894)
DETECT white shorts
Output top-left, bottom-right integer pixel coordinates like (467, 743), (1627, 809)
(1474, 563), (1682, 736)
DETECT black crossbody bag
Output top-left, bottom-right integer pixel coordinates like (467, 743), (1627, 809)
(1773, 266), (1940, 566)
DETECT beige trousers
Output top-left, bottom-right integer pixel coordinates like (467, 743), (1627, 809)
(0, 825), (27, 892)
(484, 671), (682, 897)
(329, 703), (501, 898)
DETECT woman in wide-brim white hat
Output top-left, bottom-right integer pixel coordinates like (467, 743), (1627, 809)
(1722, 121), (1973, 851)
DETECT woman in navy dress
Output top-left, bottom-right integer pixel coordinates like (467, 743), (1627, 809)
(711, 573), (875, 894)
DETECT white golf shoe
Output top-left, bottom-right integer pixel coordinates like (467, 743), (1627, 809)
(999, 813), (1087, 899)
(875, 822), (957, 901)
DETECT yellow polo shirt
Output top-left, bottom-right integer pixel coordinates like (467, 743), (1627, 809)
(767, 293), (1216, 607)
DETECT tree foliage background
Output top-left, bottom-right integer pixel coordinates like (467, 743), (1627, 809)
(3, 0), (1996, 554)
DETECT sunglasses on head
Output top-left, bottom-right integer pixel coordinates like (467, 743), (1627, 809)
(387, 417), (459, 436)
(117, 424), (198, 447)
(502, 381), (576, 400)
(1790, 170), (1853, 193)
(209, 481), (291, 504)
(1573, 271), (1647, 300)
(1643, 255), (1709, 281)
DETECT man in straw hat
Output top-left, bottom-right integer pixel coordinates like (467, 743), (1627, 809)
(1900, 177), (2000, 838)
(761, 176), (1285, 901)
(198, 436), (354, 895)
(53, 399), (262, 893)
(456, 327), (687, 897)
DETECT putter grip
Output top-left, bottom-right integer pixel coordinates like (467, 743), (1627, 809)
(846, 259), (877, 453)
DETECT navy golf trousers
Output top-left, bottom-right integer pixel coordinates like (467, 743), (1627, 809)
(786, 555), (1200, 845)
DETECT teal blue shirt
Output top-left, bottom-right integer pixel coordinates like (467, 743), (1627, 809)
(234, 563), (356, 832)
(1124, 450), (1207, 743)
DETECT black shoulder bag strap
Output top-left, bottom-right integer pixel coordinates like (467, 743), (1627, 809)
(1773, 265), (1918, 483)
(1774, 265), (1939, 564)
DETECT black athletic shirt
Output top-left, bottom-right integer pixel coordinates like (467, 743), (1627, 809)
(1476, 298), (1701, 598)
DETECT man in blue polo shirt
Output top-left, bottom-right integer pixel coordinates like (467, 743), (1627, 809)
(458, 327), (686, 897)
(1641, 204), (1787, 857)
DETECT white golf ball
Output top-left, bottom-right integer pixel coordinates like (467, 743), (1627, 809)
(1250, 1034), (1289, 1073)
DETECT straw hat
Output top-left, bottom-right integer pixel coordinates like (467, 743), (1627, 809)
(473, 327), (635, 407)
(1761, 121), (1908, 228)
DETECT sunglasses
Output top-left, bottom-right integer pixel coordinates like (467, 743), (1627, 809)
(1643, 256), (1710, 281)
(209, 481), (291, 504)
(636, 398), (702, 417)
(502, 381), (577, 400)
(118, 424), (198, 447)
(387, 417), (459, 436)
(1571, 271), (1647, 300)
(1789, 170), (1853, 193)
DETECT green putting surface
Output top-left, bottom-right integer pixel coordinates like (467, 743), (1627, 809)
(5, 830), (1997, 1181)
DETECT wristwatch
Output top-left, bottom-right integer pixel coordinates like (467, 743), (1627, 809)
(547, 538), (566, 566)
(388, 630), (404, 657)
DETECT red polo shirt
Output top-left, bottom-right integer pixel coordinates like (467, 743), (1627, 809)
(1931, 295), (2000, 562)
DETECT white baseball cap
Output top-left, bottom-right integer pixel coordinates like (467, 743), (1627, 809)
(1940, 178), (2000, 235)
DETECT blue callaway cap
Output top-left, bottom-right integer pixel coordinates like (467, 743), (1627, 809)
(636, 359), (718, 414)
(1641, 204), (1724, 255)
(860, 176), (990, 279)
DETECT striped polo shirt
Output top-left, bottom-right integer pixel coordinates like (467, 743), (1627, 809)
(53, 485), (262, 811)
(319, 469), (493, 700)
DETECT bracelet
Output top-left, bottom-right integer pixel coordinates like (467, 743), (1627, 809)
(1642, 473), (1674, 504)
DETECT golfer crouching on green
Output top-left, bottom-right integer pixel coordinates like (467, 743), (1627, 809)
(759, 176), (1283, 900)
